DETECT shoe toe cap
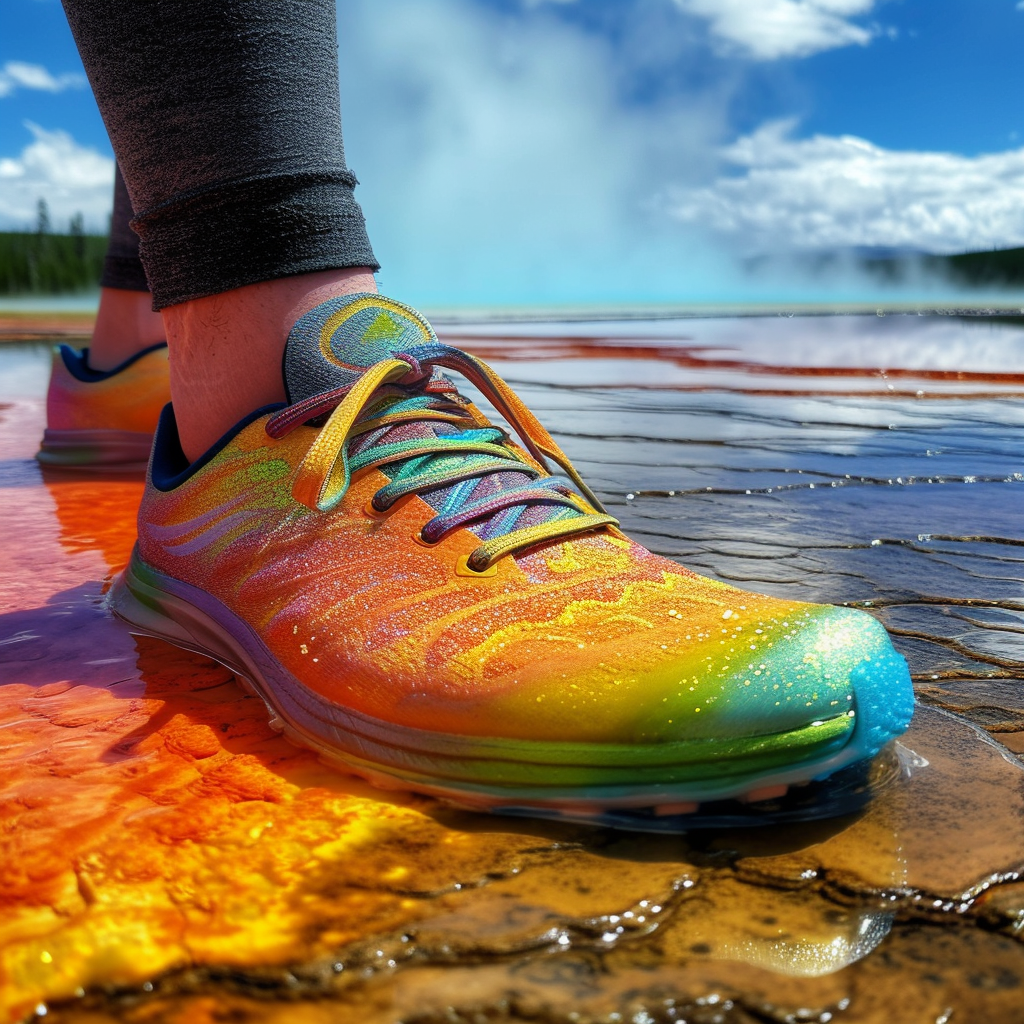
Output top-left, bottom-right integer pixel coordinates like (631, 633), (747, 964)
(666, 605), (913, 754)
(488, 603), (912, 753)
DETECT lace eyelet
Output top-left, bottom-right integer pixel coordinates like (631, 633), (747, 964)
(364, 497), (394, 520)
(412, 529), (442, 548)
(455, 554), (497, 578)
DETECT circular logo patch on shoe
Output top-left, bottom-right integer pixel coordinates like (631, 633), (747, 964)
(284, 293), (439, 404)
(319, 296), (435, 371)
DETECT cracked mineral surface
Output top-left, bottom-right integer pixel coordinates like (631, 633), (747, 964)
(3, 313), (1024, 1024)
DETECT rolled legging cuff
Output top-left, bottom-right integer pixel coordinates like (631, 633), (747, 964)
(133, 169), (379, 310)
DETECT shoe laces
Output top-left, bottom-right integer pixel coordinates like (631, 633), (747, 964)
(265, 343), (619, 571)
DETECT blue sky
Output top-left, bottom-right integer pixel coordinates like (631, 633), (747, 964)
(3, 0), (1024, 304)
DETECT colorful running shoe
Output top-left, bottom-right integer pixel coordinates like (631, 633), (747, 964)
(37, 341), (169, 470)
(109, 295), (914, 818)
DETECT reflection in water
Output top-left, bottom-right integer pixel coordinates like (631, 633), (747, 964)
(3, 314), (1024, 1023)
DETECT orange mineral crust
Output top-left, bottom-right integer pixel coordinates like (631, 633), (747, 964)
(1, 554), (585, 1017)
(6, 316), (1024, 1024)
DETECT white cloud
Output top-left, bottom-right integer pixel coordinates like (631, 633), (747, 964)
(526, 0), (879, 60)
(0, 123), (113, 232)
(672, 0), (876, 59)
(666, 119), (1024, 254)
(0, 61), (87, 99)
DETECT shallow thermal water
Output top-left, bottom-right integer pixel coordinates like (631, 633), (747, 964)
(2, 313), (1024, 1023)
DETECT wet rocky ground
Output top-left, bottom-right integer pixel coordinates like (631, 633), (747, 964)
(3, 313), (1024, 1024)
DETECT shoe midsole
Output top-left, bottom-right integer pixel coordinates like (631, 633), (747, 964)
(109, 548), (864, 802)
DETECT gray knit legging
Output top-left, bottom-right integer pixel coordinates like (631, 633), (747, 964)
(64, 0), (378, 309)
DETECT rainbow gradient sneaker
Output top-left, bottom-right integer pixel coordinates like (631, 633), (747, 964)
(109, 295), (913, 820)
(37, 341), (169, 471)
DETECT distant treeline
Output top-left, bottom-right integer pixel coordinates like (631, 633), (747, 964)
(5, 196), (1024, 296)
(746, 246), (1024, 293)
(0, 229), (107, 295)
(0, 200), (107, 296)
(866, 247), (1024, 289)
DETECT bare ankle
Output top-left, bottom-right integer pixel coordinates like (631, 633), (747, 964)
(163, 267), (377, 461)
(88, 288), (165, 371)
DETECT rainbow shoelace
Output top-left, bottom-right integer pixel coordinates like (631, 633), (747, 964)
(266, 343), (619, 572)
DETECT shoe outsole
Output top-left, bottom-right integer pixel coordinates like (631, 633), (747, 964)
(108, 547), (914, 824)
(37, 428), (154, 472)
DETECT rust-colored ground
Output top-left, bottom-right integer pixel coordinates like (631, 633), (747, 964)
(4, 315), (1024, 1024)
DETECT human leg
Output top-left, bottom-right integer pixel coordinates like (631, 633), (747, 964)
(61, 0), (379, 459)
(86, 164), (164, 370)
(160, 268), (375, 460)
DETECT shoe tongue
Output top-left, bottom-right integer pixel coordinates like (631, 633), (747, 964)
(283, 293), (438, 403)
